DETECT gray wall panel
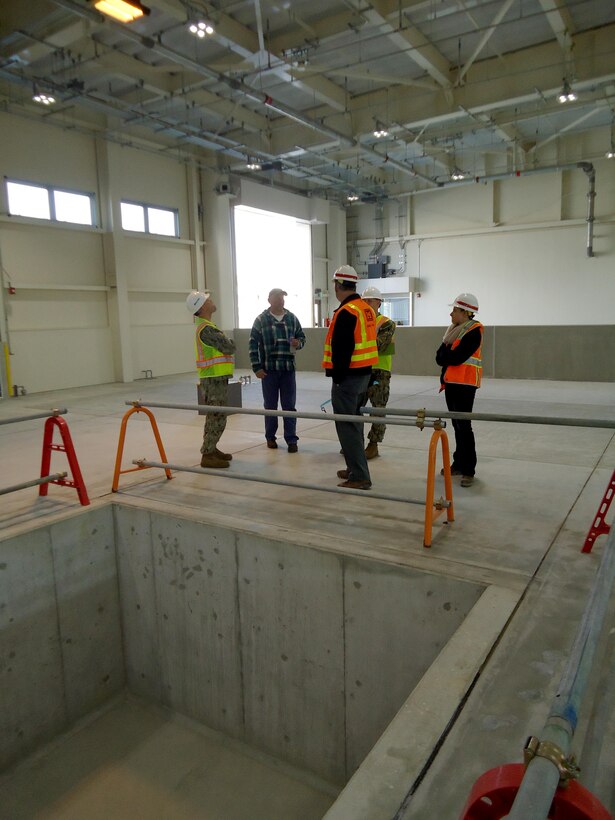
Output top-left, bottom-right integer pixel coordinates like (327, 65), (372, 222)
(344, 557), (484, 776)
(237, 533), (346, 785)
(51, 509), (124, 721)
(0, 528), (66, 769)
(234, 325), (615, 381)
(114, 504), (162, 701)
(150, 513), (243, 737)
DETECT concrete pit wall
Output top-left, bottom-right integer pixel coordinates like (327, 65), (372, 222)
(1, 502), (485, 786)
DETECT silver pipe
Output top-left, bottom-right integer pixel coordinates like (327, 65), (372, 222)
(579, 161), (596, 258)
(0, 409), (67, 426)
(365, 407), (615, 429)
(508, 525), (615, 818)
(133, 460), (442, 507)
(0, 473), (67, 495)
(127, 401), (445, 428)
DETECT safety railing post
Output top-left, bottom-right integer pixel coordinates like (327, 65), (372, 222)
(424, 427), (454, 548)
(112, 405), (173, 492)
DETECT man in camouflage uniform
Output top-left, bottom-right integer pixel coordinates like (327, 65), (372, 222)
(361, 287), (396, 460)
(186, 290), (236, 469)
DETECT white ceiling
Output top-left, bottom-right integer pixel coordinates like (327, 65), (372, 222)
(1, 0), (614, 201)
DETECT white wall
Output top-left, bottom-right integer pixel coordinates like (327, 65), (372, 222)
(350, 160), (615, 327)
(0, 113), (346, 394)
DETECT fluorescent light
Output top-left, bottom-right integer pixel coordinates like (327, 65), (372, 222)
(451, 168), (467, 181)
(373, 127), (388, 138)
(606, 149), (615, 159)
(347, 194), (359, 202)
(246, 158), (262, 170)
(94, 0), (149, 22)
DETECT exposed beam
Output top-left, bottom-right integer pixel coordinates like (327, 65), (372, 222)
(457, 0), (516, 85)
(538, 0), (575, 55)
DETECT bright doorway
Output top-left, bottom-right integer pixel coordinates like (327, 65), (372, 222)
(234, 205), (313, 328)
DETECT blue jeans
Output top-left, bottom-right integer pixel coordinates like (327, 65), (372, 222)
(261, 370), (298, 444)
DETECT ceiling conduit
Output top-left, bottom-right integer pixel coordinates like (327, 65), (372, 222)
(50, 0), (436, 189)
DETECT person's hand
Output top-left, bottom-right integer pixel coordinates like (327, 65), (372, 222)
(289, 337), (299, 349)
(255, 369), (266, 379)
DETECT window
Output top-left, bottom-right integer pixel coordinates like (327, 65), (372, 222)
(234, 205), (313, 328)
(120, 200), (178, 237)
(6, 179), (95, 226)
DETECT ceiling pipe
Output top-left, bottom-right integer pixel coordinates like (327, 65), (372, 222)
(579, 161), (596, 258)
(49, 0), (434, 191)
(50, 0), (355, 146)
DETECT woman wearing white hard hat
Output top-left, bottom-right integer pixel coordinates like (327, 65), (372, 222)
(435, 293), (483, 487)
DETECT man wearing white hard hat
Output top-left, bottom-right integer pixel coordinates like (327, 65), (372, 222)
(361, 286), (396, 460)
(186, 290), (236, 469)
(435, 293), (483, 487)
(322, 265), (378, 490)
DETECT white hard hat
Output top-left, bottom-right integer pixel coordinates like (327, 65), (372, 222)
(333, 265), (358, 283)
(362, 286), (383, 302)
(450, 292), (479, 313)
(186, 290), (211, 314)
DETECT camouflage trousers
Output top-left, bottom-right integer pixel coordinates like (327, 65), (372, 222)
(199, 376), (229, 454)
(366, 369), (391, 444)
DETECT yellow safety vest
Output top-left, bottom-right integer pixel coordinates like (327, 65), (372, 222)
(194, 318), (234, 379)
(376, 313), (395, 372)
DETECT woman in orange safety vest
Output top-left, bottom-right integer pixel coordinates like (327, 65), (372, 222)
(435, 293), (483, 487)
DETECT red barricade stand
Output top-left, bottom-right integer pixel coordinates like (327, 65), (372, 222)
(39, 415), (90, 506)
(582, 469), (615, 553)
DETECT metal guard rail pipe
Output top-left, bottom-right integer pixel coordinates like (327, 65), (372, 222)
(0, 408), (68, 426)
(365, 407), (615, 429)
(127, 401), (446, 429)
(0, 473), (67, 496)
(133, 460), (446, 507)
(507, 523), (615, 818)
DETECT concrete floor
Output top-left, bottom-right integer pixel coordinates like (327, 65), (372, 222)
(1, 370), (615, 818)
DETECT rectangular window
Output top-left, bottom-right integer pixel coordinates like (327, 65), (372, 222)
(120, 200), (179, 237)
(6, 178), (95, 226)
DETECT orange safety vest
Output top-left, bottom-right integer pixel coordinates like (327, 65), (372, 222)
(444, 321), (483, 388)
(322, 298), (378, 369)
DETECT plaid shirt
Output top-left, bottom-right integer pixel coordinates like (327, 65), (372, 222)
(249, 309), (306, 373)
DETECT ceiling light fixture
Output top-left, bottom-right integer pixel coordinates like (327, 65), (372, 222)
(246, 158), (262, 170)
(188, 20), (215, 37)
(451, 168), (467, 181)
(346, 194), (359, 202)
(32, 90), (56, 105)
(373, 123), (388, 139)
(93, 0), (150, 22)
(557, 78), (577, 104)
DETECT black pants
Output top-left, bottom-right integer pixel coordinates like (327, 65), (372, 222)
(444, 383), (477, 477)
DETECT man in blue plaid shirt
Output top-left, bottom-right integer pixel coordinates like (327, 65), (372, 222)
(249, 288), (306, 452)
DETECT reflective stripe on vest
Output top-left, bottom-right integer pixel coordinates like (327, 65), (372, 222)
(195, 319), (234, 378)
(322, 298), (378, 369)
(444, 321), (483, 388)
(376, 313), (395, 372)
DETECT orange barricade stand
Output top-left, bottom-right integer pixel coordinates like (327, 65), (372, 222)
(39, 414), (90, 506)
(112, 405), (173, 492)
(582, 469), (615, 553)
(424, 424), (454, 548)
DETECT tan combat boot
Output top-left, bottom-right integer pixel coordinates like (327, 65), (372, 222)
(200, 453), (230, 468)
(365, 441), (379, 460)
